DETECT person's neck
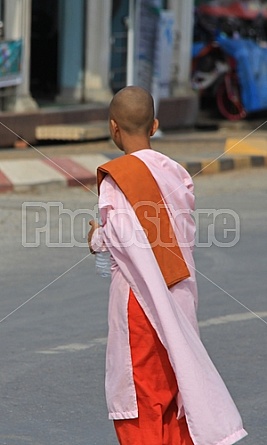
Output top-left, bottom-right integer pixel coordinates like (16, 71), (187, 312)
(121, 135), (152, 155)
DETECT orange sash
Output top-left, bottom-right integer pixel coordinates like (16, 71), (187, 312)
(97, 154), (190, 288)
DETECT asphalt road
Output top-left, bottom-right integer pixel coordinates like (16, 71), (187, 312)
(0, 168), (266, 445)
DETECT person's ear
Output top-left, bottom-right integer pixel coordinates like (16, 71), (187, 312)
(110, 119), (119, 137)
(150, 118), (159, 136)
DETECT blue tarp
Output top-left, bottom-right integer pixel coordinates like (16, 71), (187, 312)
(192, 42), (206, 58)
(193, 36), (267, 113)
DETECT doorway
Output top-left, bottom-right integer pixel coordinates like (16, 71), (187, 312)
(30, 0), (59, 103)
(110, 0), (129, 93)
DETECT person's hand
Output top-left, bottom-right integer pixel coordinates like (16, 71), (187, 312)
(88, 220), (100, 253)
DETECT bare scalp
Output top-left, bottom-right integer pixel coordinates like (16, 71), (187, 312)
(109, 86), (155, 134)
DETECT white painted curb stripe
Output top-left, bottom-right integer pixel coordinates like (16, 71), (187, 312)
(0, 159), (67, 186)
(71, 154), (110, 175)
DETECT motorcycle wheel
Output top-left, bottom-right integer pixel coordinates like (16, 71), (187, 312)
(216, 76), (246, 121)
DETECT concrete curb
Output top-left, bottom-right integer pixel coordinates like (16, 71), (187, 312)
(0, 154), (110, 194)
(182, 155), (267, 177)
(0, 153), (267, 194)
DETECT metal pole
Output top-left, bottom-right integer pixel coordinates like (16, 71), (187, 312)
(126, 0), (135, 86)
(82, 0), (87, 103)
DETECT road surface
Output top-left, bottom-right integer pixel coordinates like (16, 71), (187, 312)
(0, 168), (266, 444)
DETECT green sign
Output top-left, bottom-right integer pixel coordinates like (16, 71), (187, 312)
(0, 39), (23, 88)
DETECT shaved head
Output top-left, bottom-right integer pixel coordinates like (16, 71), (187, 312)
(109, 86), (155, 135)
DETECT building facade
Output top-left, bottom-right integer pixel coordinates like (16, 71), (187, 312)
(0, 0), (194, 113)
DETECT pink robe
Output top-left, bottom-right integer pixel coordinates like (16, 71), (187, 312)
(91, 149), (247, 445)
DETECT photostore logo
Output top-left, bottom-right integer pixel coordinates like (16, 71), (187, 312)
(21, 202), (240, 248)
(22, 202), (98, 248)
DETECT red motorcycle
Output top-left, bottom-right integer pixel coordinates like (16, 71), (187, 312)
(192, 40), (246, 121)
(191, 1), (267, 120)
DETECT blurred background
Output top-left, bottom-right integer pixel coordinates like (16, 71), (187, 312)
(1, 0), (267, 146)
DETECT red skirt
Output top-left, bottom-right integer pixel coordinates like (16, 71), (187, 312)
(114, 289), (193, 445)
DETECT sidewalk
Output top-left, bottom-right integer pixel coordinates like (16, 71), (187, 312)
(1, 119), (267, 193)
